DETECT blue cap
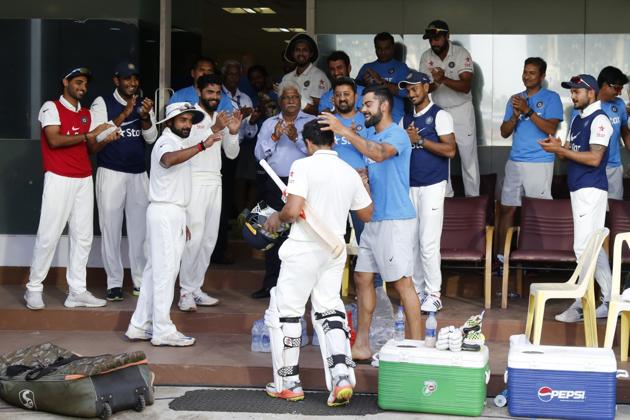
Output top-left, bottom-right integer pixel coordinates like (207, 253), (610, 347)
(398, 70), (431, 89)
(114, 61), (140, 78)
(561, 74), (599, 94)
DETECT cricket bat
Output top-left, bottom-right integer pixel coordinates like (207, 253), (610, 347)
(259, 159), (345, 258)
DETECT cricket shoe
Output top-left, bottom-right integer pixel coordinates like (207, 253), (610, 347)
(421, 294), (443, 313)
(327, 375), (353, 407)
(461, 311), (485, 334)
(462, 330), (485, 352)
(265, 381), (304, 401)
(555, 301), (583, 323)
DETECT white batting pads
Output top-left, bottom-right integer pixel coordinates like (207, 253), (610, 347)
(312, 308), (356, 391)
(264, 288), (302, 392)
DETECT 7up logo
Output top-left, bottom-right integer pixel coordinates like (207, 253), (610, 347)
(423, 380), (438, 396)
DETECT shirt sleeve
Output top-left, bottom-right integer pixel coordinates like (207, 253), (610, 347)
(503, 98), (514, 122)
(418, 52), (433, 83)
(142, 109), (158, 144)
(356, 64), (367, 86)
(318, 90), (333, 113)
(589, 114), (613, 147)
(621, 101), (629, 128)
(457, 46), (474, 75)
(38, 101), (60, 127)
(89, 97), (108, 127)
(255, 118), (277, 160)
(155, 137), (177, 161)
(545, 92), (564, 121)
(350, 171), (372, 211)
(285, 160), (308, 198)
(435, 110), (454, 136)
(222, 127), (240, 160)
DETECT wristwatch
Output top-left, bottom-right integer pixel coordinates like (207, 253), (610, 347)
(417, 138), (425, 148)
(525, 108), (534, 118)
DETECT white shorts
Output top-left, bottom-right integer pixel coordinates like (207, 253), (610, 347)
(501, 160), (554, 206)
(355, 219), (414, 282)
(606, 166), (623, 200)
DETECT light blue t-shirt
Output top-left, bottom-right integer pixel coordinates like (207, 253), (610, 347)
(356, 60), (409, 123)
(333, 112), (367, 169)
(319, 84), (365, 113)
(365, 123), (415, 221)
(169, 84), (231, 112)
(600, 98), (628, 168)
(504, 88), (563, 163)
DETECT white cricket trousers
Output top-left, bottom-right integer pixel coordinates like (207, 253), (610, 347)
(410, 181), (446, 296)
(28, 172), (93, 294)
(95, 167), (149, 289)
(129, 203), (186, 339)
(570, 188), (612, 301)
(179, 183), (222, 295)
(445, 101), (480, 197)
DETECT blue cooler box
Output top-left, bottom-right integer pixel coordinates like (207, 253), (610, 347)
(507, 337), (619, 420)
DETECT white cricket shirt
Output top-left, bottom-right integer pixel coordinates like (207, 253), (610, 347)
(419, 42), (474, 108)
(149, 127), (191, 207)
(281, 63), (331, 110)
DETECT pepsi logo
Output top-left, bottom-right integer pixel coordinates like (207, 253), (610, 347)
(537, 386), (553, 402)
(537, 386), (586, 403)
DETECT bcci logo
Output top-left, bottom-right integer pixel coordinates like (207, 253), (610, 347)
(612, 105), (618, 113)
(19, 389), (36, 410)
(423, 380), (437, 396)
(448, 61), (455, 68)
(355, 124), (363, 132)
(425, 116), (434, 125)
(537, 101), (544, 108)
(537, 386), (586, 403)
(388, 68), (395, 75)
(81, 116), (88, 125)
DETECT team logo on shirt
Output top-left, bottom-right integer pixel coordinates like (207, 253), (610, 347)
(304, 80), (310, 87)
(425, 116), (434, 125)
(355, 124), (363, 132)
(612, 105), (618, 113)
(448, 61), (455, 68)
(81, 116), (88, 125)
(388, 68), (395, 75)
(536, 101), (544, 108)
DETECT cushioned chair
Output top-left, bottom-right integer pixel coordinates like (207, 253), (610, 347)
(551, 174), (570, 199)
(604, 232), (630, 360)
(501, 197), (574, 309)
(450, 174), (497, 225)
(525, 228), (608, 346)
(441, 195), (493, 308)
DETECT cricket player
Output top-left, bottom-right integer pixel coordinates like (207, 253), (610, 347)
(263, 119), (373, 406)
(125, 102), (221, 347)
(539, 74), (613, 323)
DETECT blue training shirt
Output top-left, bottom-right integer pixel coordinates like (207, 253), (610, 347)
(600, 98), (628, 168)
(365, 123), (415, 221)
(567, 107), (610, 192)
(319, 84), (365, 113)
(356, 59), (409, 123)
(333, 112), (367, 169)
(504, 88), (563, 163)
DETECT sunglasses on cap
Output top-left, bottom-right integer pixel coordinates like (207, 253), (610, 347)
(607, 82), (624, 90)
(570, 75), (593, 90)
(64, 67), (92, 80)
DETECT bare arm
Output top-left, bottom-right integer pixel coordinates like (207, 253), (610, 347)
(263, 194), (305, 233)
(538, 136), (607, 167)
(355, 203), (373, 222)
(511, 95), (560, 136)
(44, 123), (117, 153)
(500, 114), (519, 138)
(434, 70), (473, 94)
(160, 132), (222, 168)
(621, 125), (630, 151)
(406, 123), (456, 158)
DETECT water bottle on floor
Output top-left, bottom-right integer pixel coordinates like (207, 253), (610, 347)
(300, 317), (309, 346)
(394, 306), (405, 342)
(261, 322), (271, 353)
(251, 319), (262, 352)
(425, 312), (437, 348)
(369, 286), (394, 351)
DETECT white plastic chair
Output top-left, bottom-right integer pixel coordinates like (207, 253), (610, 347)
(604, 232), (630, 360)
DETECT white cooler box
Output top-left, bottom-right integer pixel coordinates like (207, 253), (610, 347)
(507, 335), (623, 420)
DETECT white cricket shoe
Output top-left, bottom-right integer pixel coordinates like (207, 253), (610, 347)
(596, 300), (609, 319)
(125, 324), (152, 341)
(64, 291), (107, 308)
(421, 294), (443, 312)
(24, 290), (45, 310)
(555, 301), (583, 323)
(193, 290), (219, 306)
(151, 331), (195, 347)
(178, 293), (197, 312)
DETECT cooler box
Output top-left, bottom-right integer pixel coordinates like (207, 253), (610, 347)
(507, 339), (620, 420)
(378, 339), (489, 416)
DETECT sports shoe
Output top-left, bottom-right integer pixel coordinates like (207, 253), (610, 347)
(327, 375), (353, 407)
(421, 294), (443, 312)
(193, 290), (219, 306)
(151, 331), (195, 347)
(132, 287), (141, 297)
(555, 301), (583, 323)
(64, 291), (107, 308)
(178, 293), (197, 312)
(266, 381), (305, 401)
(596, 300), (609, 319)
(125, 324), (152, 341)
(462, 330), (485, 351)
(106, 287), (124, 301)
(461, 311), (485, 334)
(24, 290), (45, 310)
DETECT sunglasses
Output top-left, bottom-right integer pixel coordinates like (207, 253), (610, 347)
(570, 75), (593, 90)
(427, 27), (449, 33)
(64, 67), (92, 79)
(608, 82), (624, 90)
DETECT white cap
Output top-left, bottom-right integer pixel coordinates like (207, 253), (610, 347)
(156, 102), (204, 125)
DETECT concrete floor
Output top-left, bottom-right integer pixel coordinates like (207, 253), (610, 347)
(2, 386), (630, 419)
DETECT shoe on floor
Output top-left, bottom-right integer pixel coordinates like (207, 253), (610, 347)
(555, 301), (583, 323)
(125, 324), (152, 341)
(421, 294), (443, 312)
(251, 288), (271, 299)
(622, 288), (630, 302)
(266, 381), (304, 401)
(194, 290), (219, 306)
(328, 375), (353, 407)
(64, 290), (107, 308)
(151, 331), (195, 347)
(24, 290), (45, 310)
(596, 300), (609, 319)
(179, 293), (197, 312)
(106, 287), (124, 301)
(132, 286), (141, 297)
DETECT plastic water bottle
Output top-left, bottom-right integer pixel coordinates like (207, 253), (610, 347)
(312, 330), (319, 346)
(261, 323), (271, 353)
(494, 389), (508, 407)
(300, 317), (309, 346)
(394, 306), (406, 342)
(425, 312), (437, 348)
(251, 319), (262, 352)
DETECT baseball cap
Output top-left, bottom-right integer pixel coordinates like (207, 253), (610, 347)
(398, 70), (431, 89)
(63, 67), (92, 81)
(114, 61), (140, 78)
(156, 102), (204, 125)
(561, 74), (599, 94)
(423, 20), (450, 39)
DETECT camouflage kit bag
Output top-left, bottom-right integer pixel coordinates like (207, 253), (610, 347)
(0, 342), (154, 419)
